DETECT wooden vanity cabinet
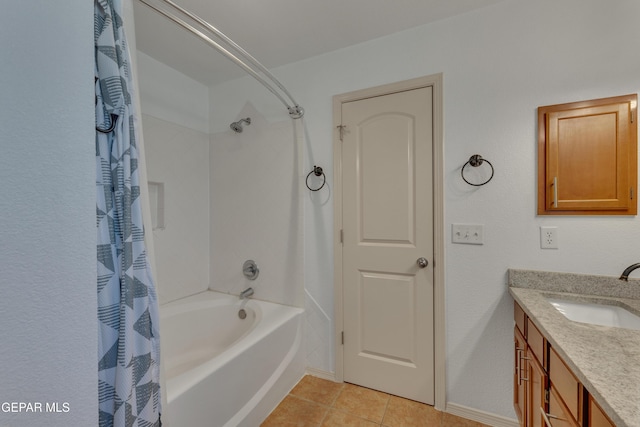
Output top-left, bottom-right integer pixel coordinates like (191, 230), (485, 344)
(514, 304), (548, 427)
(527, 348), (547, 427)
(547, 347), (582, 426)
(587, 395), (614, 427)
(547, 386), (579, 427)
(514, 326), (527, 423)
(513, 302), (615, 427)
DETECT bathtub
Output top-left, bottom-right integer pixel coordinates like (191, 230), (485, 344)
(160, 291), (305, 427)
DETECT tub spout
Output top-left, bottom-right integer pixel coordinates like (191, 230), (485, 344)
(240, 287), (254, 299)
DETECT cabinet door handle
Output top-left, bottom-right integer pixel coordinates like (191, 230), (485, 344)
(540, 407), (564, 427)
(515, 348), (528, 384)
(518, 351), (530, 384)
(552, 176), (558, 207)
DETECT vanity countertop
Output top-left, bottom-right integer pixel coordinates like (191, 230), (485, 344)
(509, 269), (640, 427)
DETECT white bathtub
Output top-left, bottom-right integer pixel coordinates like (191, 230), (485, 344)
(160, 291), (305, 427)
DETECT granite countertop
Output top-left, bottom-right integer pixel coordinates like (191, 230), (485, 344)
(508, 269), (640, 427)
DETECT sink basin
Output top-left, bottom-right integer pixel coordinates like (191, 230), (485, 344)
(546, 297), (640, 330)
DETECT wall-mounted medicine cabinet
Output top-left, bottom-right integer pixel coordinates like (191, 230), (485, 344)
(537, 94), (637, 215)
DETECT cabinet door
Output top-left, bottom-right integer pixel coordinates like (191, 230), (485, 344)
(588, 395), (614, 427)
(538, 94), (637, 215)
(527, 355), (547, 427)
(549, 348), (580, 422)
(546, 386), (579, 427)
(514, 327), (527, 426)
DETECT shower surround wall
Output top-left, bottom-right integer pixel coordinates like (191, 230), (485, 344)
(137, 52), (211, 304)
(208, 106), (304, 308)
(142, 114), (210, 303)
(137, 52), (304, 309)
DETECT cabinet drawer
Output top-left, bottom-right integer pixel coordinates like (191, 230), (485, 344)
(549, 347), (579, 421)
(588, 395), (614, 427)
(527, 318), (545, 367)
(515, 302), (526, 335)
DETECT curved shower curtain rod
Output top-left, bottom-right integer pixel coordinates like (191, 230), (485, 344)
(137, 0), (304, 119)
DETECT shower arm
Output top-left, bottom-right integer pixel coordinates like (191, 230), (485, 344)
(137, 0), (304, 119)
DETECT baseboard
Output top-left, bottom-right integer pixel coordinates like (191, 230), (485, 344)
(446, 402), (519, 427)
(305, 367), (337, 382)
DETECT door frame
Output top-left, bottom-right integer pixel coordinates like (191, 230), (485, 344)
(333, 73), (445, 410)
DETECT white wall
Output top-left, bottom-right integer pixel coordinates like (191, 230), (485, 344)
(0, 2), (96, 426)
(207, 0), (640, 419)
(137, 53), (211, 304)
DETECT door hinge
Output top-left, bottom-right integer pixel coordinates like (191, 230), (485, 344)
(340, 229), (344, 243)
(337, 125), (346, 142)
(544, 388), (549, 404)
(341, 331), (344, 345)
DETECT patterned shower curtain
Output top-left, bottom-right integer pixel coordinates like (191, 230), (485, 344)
(95, 0), (161, 426)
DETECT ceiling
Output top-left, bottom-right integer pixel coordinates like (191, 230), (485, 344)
(133, 0), (504, 87)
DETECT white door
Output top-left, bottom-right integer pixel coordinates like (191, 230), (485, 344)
(341, 86), (434, 404)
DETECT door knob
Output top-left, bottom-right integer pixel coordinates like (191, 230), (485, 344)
(417, 257), (429, 268)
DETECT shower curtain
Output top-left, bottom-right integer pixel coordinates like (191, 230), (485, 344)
(95, 0), (161, 426)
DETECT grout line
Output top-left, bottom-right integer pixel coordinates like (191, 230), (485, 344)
(317, 404), (329, 427)
(380, 395), (391, 427)
(288, 393), (332, 409)
(328, 382), (345, 407)
(329, 406), (385, 426)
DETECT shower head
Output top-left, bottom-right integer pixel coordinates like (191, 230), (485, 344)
(230, 117), (251, 133)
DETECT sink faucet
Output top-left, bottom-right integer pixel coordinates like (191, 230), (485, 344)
(619, 263), (640, 281)
(240, 287), (254, 299)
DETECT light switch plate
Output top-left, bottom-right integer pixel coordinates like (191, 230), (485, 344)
(452, 224), (484, 245)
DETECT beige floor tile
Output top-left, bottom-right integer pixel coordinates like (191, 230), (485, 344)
(321, 409), (381, 427)
(441, 412), (490, 427)
(333, 383), (390, 423)
(291, 375), (345, 406)
(261, 395), (328, 427)
(381, 395), (442, 427)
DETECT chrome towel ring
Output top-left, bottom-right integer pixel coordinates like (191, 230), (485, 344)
(306, 166), (326, 191)
(461, 154), (494, 186)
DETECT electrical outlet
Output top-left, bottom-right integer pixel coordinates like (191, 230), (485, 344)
(452, 224), (484, 245)
(540, 226), (558, 249)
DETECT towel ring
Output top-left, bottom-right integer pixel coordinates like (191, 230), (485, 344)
(306, 166), (326, 191)
(461, 155), (494, 186)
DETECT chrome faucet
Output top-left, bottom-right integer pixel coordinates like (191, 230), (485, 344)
(240, 287), (254, 299)
(619, 263), (640, 281)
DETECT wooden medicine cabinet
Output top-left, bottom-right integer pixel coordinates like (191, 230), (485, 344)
(537, 94), (637, 215)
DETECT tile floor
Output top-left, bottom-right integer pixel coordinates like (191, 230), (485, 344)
(261, 375), (490, 427)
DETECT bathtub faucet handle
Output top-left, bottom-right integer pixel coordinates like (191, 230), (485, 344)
(240, 287), (254, 300)
(242, 260), (259, 280)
